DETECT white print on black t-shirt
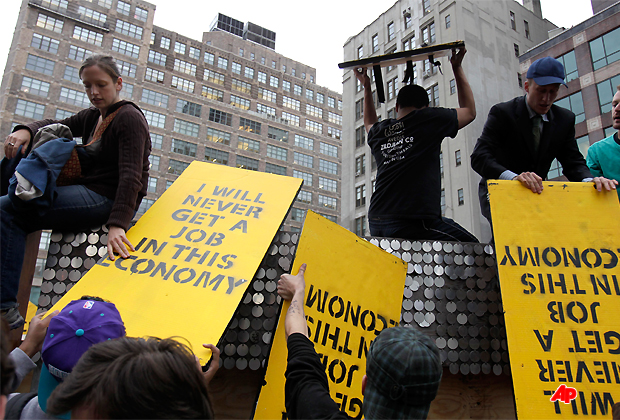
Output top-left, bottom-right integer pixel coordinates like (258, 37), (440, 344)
(381, 131), (417, 165)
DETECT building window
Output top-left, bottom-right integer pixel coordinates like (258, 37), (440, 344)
(237, 117), (260, 134)
(115, 20), (143, 40)
(355, 126), (366, 148)
(441, 189), (446, 216)
(355, 216), (366, 236)
(328, 97), (336, 108)
(117, 1), (130, 15)
(26, 54), (54, 76)
(268, 126), (289, 142)
(189, 46), (200, 60)
(174, 42), (186, 54)
(267, 144), (288, 161)
(357, 45), (363, 59)
(306, 120), (323, 134)
(514, 44), (519, 57)
(230, 94), (251, 110)
(258, 71), (267, 84)
(256, 103), (276, 117)
(455, 150), (461, 166)
(306, 88), (314, 101)
(144, 110), (166, 128)
(355, 99), (364, 120)
(426, 84), (439, 107)
(229, 62), (241, 75)
(238, 136), (260, 153)
(306, 104), (322, 118)
(403, 35), (415, 51)
(31, 33), (59, 53)
(134, 6), (148, 22)
(457, 188), (464, 205)
(291, 208), (305, 222)
(449, 79), (456, 95)
(555, 92), (585, 124)
(596, 74), (620, 114)
(204, 52), (214, 65)
(328, 127), (341, 140)
(204, 69), (225, 85)
(281, 111), (300, 126)
(148, 50), (167, 66)
(171, 75), (194, 93)
(137, 198), (154, 214)
(203, 85), (224, 101)
(259, 87), (277, 103)
(320, 159), (338, 175)
(173, 59), (196, 76)
(556, 51), (578, 82)
(171, 139), (197, 157)
(205, 147), (229, 165)
(116, 59), (137, 78)
(68, 45), (92, 62)
(217, 57), (228, 70)
(355, 155), (365, 176)
(404, 13), (412, 29)
(294, 134), (313, 150)
(244, 66), (255, 79)
(149, 155), (160, 171)
(355, 185), (366, 207)
(272, 60), (277, 69)
(141, 89), (169, 108)
(145, 68), (165, 83)
(146, 177), (158, 193)
(317, 92), (325, 104)
(168, 159), (189, 175)
(296, 190), (312, 204)
(236, 155), (259, 171)
(423, 0), (431, 13)
(294, 152), (313, 168)
(387, 78), (399, 100)
(318, 177), (336, 193)
(510, 11), (516, 30)
(282, 80), (291, 92)
(421, 22), (435, 44)
(265, 163), (286, 176)
(37, 13), (64, 33)
(372, 34), (379, 53)
(387, 21), (395, 42)
(270, 75), (279, 88)
(150, 133), (163, 149)
(328, 112), (342, 125)
(293, 170), (313, 186)
(439, 151), (444, 177)
(176, 99), (201, 117)
(589, 27), (620, 70)
(160, 36), (171, 49)
(15, 99), (45, 119)
(59, 87), (89, 108)
(319, 195), (337, 210)
(113, 39), (140, 58)
(547, 158), (563, 179)
(21, 76), (50, 97)
(173, 118), (200, 137)
(518, 73), (523, 88)
(320, 142), (338, 158)
(524, 20), (530, 39)
(206, 127), (231, 145)
(445, 15), (451, 29)
(283, 96), (301, 111)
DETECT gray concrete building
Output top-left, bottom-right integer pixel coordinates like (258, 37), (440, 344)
(519, 0), (619, 179)
(341, 0), (557, 241)
(0, 0), (343, 235)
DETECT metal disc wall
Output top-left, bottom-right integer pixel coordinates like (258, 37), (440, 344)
(39, 226), (508, 375)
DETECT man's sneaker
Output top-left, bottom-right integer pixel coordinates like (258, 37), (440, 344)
(1, 306), (25, 330)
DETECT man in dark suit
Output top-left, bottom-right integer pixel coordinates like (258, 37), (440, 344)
(471, 56), (617, 225)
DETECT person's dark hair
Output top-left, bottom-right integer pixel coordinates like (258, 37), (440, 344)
(1, 320), (15, 396)
(79, 55), (121, 83)
(46, 337), (213, 419)
(396, 84), (430, 109)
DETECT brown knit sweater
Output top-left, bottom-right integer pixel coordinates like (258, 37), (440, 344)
(19, 101), (151, 230)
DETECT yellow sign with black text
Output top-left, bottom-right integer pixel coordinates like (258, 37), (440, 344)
(48, 162), (301, 362)
(254, 211), (407, 419)
(489, 180), (620, 419)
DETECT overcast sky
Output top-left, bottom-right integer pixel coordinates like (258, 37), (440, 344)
(0, 0), (595, 93)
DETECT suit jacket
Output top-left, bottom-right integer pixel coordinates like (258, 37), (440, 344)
(471, 95), (591, 219)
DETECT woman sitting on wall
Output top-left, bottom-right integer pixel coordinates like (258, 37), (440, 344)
(1, 55), (151, 329)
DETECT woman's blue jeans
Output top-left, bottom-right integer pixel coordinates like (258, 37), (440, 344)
(1, 185), (113, 309)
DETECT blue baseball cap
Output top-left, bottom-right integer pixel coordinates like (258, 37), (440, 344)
(526, 57), (567, 86)
(38, 299), (125, 415)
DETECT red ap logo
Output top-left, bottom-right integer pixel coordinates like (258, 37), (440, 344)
(550, 384), (577, 404)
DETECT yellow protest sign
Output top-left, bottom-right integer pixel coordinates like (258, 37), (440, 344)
(489, 180), (620, 419)
(48, 162), (301, 361)
(254, 211), (407, 419)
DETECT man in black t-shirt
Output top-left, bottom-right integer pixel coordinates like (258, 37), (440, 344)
(356, 47), (478, 242)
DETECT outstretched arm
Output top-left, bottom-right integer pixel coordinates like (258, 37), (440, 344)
(451, 47), (476, 129)
(354, 68), (378, 133)
(277, 263), (308, 339)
